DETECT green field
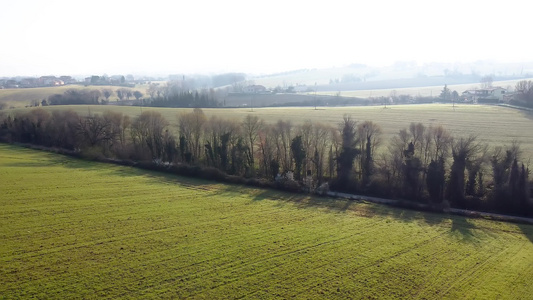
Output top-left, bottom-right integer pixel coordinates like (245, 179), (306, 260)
(1, 144), (532, 299)
(5, 103), (533, 159)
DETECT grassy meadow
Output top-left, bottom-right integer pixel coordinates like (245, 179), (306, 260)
(5, 103), (533, 159)
(1, 144), (533, 299)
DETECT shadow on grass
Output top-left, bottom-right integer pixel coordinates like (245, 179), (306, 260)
(7, 143), (532, 244)
(3, 145), (222, 189)
(517, 223), (533, 244)
(246, 188), (363, 213)
(450, 218), (477, 242)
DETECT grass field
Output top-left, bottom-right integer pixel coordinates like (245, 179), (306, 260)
(6, 103), (533, 159)
(0, 85), (148, 108)
(312, 78), (533, 98)
(1, 144), (532, 299)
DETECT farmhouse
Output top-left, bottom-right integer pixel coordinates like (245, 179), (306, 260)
(462, 87), (506, 102)
(243, 85), (267, 93)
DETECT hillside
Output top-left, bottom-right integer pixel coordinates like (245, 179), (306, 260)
(0, 84), (148, 108)
(1, 144), (532, 299)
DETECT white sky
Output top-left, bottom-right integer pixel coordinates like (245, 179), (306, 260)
(1, 0), (532, 77)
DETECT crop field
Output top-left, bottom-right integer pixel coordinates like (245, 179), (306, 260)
(1, 144), (532, 299)
(7, 103), (533, 159)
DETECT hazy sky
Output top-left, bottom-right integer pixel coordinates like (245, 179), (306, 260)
(1, 0), (531, 77)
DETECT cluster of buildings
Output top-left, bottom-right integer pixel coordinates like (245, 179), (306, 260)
(83, 74), (138, 86)
(0, 74), (147, 89)
(0, 76), (77, 88)
(461, 87), (509, 103)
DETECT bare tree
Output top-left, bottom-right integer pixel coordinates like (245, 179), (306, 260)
(102, 88), (114, 101)
(116, 89), (125, 101)
(480, 75), (493, 89)
(257, 124), (277, 179)
(426, 125), (452, 163)
(514, 80), (533, 106)
(131, 111), (169, 159)
(102, 110), (130, 149)
(76, 113), (109, 148)
(88, 89), (101, 104)
(242, 114), (263, 175)
(178, 108), (207, 162)
(310, 122), (332, 184)
(273, 120), (293, 172)
(117, 88), (133, 101)
(147, 83), (159, 99)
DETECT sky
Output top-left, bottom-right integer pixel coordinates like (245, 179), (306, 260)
(1, 0), (532, 77)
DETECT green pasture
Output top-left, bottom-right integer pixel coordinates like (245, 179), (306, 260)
(5, 103), (533, 159)
(1, 144), (532, 299)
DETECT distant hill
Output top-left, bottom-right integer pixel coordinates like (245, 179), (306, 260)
(250, 61), (533, 91)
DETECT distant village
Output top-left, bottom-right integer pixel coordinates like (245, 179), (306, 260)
(0, 74), (154, 89)
(1, 73), (531, 108)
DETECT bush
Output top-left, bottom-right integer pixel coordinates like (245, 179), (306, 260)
(80, 146), (106, 160)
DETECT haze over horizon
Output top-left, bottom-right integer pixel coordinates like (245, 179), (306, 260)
(1, 0), (532, 77)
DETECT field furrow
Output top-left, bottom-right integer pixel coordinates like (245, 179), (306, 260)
(1, 144), (532, 299)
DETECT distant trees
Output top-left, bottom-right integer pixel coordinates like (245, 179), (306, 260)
(131, 111), (169, 160)
(102, 89), (114, 101)
(481, 75), (494, 88)
(440, 84), (451, 101)
(149, 89), (219, 108)
(133, 91), (143, 100)
(116, 89), (125, 101)
(147, 83), (159, 99)
(0, 108), (531, 217)
(48, 89), (102, 105)
(451, 90), (459, 102)
(514, 80), (533, 107)
(178, 108), (207, 163)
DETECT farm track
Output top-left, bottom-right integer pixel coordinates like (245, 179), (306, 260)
(1, 144), (533, 299)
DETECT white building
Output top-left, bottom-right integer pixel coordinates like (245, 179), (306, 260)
(461, 87), (506, 102)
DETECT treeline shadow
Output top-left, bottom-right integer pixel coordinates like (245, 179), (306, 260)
(8, 142), (533, 244)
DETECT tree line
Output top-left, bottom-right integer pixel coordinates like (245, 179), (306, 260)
(0, 108), (530, 216)
(513, 80), (533, 108)
(40, 88), (144, 106)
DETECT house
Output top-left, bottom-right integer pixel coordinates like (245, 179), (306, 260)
(243, 85), (267, 93)
(5, 80), (18, 88)
(38, 76), (64, 86)
(461, 87), (506, 102)
(20, 78), (39, 87)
